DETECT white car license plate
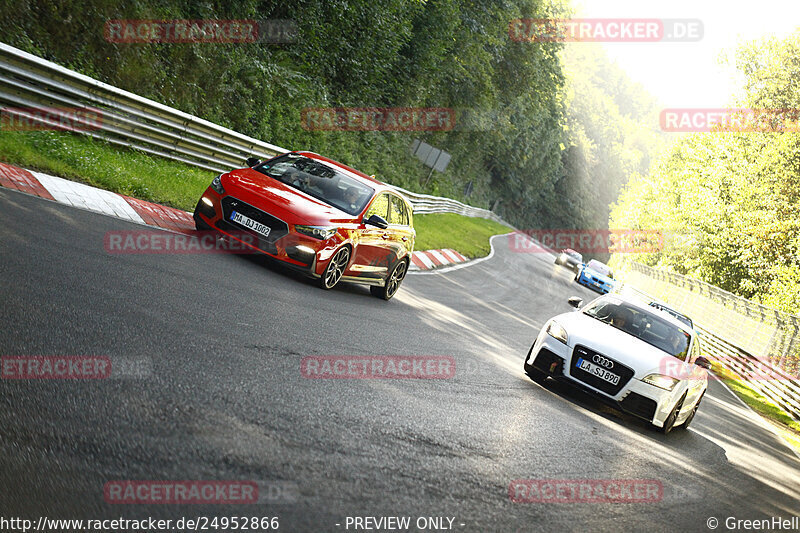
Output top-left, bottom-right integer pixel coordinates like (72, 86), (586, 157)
(577, 358), (620, 385)
(230, 210), (271, 238)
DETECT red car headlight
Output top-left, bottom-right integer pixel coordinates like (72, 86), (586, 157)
(295, 225), (336, 240)
(210, 174), (225, 194)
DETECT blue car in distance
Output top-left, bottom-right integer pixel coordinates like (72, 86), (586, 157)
(575, 259), (615, 294)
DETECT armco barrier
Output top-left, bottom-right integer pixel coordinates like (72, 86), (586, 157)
(619, 261), (800, 421)
(0, 42), (506, 224)
(624, 262), (800, 375)
(697, 327), (800, 421)
(0, 43), (284, 172)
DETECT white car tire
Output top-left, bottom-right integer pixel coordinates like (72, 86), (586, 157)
(659, 392), (687, 435)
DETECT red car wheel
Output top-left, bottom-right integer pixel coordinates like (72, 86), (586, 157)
(319, 246), (350, 290)
(370, 259), (408, 300)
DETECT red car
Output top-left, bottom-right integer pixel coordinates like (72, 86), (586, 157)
(193, 151), (415, 300)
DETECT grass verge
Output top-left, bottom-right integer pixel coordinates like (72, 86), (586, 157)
(0, 131), (213, 211)
(413, 212), (512, 259)
(0, 131), (511, 258)
(711, 363), (800, 454)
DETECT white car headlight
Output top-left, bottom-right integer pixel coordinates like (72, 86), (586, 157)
(546, 321), (568, 344)
(642, 373), (680, 391)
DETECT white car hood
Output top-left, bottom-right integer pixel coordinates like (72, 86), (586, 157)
(553, 311), (701, 380)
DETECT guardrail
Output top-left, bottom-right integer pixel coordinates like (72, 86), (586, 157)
(625, 261), (800, 376)
(698, 327), (800, 421)
(387, 186), (506, 223)
(0, 43), (285, 173)
(0, 42), (506, 224)
(618, 261), (800, 421)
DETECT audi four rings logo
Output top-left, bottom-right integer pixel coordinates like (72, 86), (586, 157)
(592, 355), (614, 369)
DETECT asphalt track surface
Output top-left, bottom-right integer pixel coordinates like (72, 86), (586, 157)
(1, 187), (799, 532)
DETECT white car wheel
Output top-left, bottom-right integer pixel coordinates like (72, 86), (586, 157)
(659, 392), (687, 435)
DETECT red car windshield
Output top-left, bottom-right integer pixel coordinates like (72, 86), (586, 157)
(255, 153), (374, 216)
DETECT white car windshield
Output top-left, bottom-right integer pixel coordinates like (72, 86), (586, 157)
(583, 298), (691, 359)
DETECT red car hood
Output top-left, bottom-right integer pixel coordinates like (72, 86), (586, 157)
(223, 169), (355, 225)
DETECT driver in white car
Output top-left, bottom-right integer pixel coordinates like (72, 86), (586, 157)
(610, 306), (633, 331)
(669, 330), (689, 360)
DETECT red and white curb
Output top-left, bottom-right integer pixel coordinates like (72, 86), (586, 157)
(0, 162), (195, 233)
(408, 234), (509, 274)
(409, 249), (468, 271)
(0, 161), (490, 270)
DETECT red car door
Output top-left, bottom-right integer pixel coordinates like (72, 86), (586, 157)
(349, 192), (392, 278)
(388, 194), (414, 261)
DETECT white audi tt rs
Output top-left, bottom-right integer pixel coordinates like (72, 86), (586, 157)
(524, 294), (711, 434)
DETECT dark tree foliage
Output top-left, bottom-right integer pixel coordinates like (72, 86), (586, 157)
(0, 0), (659, 229)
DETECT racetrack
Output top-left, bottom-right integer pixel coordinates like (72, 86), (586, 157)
(1, 187), (799, 532)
